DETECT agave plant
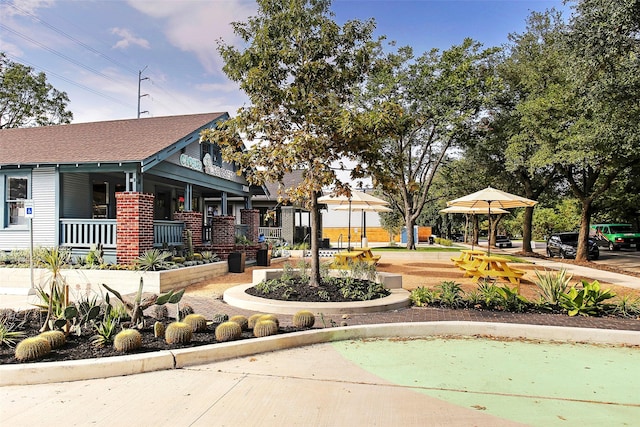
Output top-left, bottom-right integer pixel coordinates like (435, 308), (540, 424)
(134, 249), (172, 271)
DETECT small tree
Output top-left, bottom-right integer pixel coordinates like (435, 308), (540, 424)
(0, 53), (73, 128)
(202, 0), (381, 286)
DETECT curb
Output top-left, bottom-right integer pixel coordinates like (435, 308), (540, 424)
(223, 283), (411, 315)
(2, 321), (639, 386)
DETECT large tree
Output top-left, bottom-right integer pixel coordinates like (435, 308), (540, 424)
(202, 0), (380, 286)
(354, 40), (500, 249)
(0, 53), (72, 128)
(557, 0), (640, 259)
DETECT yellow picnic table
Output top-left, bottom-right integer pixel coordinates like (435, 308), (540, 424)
(451, 249), (486, 267)
(462, 255), (525, 288)
(332, 247), (381, 268)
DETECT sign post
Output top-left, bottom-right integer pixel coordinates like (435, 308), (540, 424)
(24, 200), (35, 293)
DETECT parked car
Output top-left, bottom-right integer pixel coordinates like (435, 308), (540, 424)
(494, 235), (512, 248)
(451, 233), (464, 242)
(590, 223), (640, 251)
(546, 232), (599, 260)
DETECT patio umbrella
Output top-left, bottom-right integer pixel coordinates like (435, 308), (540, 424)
(334, 204), (392, 247)
(319, 190), (389, 249)
(447, 187), (537, 256)
(439, 206), (509, 249)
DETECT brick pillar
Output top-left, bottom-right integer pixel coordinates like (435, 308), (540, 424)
(174, 211), (203, 247)
(116, 192), (154, 265)
(211, 215), (235, 244)
(241, 209), (260, 243)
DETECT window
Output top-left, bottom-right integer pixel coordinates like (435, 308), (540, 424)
(6, 175), (29, 226)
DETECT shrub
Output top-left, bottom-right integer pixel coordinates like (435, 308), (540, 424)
(558, 280), (616, 317)
(534, 269), (571, 306)
(436, 281), (465, 308)
(409, 287), (436, 307)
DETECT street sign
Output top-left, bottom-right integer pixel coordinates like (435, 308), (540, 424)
(24, 199), (34, 218)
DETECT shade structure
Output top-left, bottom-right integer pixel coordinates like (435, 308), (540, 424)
(334, 204), (392, 247)
(439, 206), (509, 249)
(447, 187), (537, 256)
(319, 190), (389, 249)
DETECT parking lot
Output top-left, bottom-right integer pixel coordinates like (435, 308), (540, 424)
(487, 240), (640, 274)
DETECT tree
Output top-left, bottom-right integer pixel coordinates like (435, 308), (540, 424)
(355, 40), (500, 249)
(556, 0), (640, 259)
(488, 10), (568, 252)
(0, 53), (72, 128)
(201, 0), (380, 286)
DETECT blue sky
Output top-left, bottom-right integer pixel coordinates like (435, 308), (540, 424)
(1, 0), (571, 124)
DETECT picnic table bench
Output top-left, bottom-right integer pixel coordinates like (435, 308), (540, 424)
(463, 255), (525, 288)
(451, 249), (486, 267)
(332, 247), (381, 268)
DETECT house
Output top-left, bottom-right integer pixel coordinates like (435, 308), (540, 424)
(0, 112), (265, 264)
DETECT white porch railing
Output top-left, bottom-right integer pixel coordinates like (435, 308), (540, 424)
(60, 219), (117, 248)
(258, 227), (282, 240)
(60, 219), (186, 249)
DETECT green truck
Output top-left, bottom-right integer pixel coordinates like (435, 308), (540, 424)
(590, 223), (640, 251)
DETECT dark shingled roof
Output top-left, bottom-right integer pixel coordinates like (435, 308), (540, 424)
(0, 112), (227, 166)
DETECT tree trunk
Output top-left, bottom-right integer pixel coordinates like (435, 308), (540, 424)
(522, 206), (534, 252)
(576, 198), (593, 261)
(405, 212), (416, 250)
(309, 192), (322, 287)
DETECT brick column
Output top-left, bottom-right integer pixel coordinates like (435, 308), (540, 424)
(209, 215), (236, 259)
(116, 192), (154, 265)
(174, 211), (203, 247)
(241, 209), (260, 243)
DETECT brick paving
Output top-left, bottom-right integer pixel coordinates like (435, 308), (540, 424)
(181, 294), (640, 332)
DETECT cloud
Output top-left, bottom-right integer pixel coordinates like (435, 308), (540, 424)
(110, 27), (151, 50)
(126, 0), (256, 74)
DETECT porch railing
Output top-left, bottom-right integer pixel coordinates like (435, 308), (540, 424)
(258, 227), (282, 240)
(60, 219), (117, 248)
(60, 219), (186, 250)
(153, 220), (185, 248)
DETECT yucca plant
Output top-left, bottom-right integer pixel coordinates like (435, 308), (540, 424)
(534, 269), (572, 306)
(0, 314), (26, 348)
(134, 249), (172, 271)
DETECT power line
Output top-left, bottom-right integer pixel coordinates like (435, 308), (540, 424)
(6, 1), (138, 75)
(4, 52), (132, 109)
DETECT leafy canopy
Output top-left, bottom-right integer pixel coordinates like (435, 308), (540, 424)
(0, 53), (73, 128)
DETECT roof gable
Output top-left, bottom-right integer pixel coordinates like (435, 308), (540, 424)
(0, 112), (228, 166)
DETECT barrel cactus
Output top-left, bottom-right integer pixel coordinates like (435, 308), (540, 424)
(114, 329), (143, 353)
(253, 320), (278, 338)
(292, 310), (315, 328)
(215, 321), (242, 342)
(259, 314), (279, 328)
(183, 314), (208, 332)
(152, 305), (168, 321)
(165, 322), (193, 344)
(15, 336), (52, 362)
(212, 313), (229, 324)
(248, 313), (265, 329)
(38, 330), (66, 349)
(179, 303), (194, 319)
(153, 321), (165, 338)
(229, 315), (248, 331)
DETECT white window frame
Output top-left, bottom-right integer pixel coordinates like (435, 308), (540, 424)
(4, 173), (30, 228)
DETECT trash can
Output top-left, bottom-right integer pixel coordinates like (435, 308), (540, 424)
(257, 249), (271, 266)
(429, 236), (435, 245)
(228, 251), (245, 273)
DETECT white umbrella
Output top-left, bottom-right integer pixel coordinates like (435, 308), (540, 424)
(319, 190), (389, 249)
(447, 187), (537, 256)
(439, 206), (509, 249)
(334, 204), (392, 247)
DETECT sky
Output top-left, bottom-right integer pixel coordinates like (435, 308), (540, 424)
(1, 0), (572, 124)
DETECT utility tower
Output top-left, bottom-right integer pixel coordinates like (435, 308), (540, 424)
(137, 66), (149, 118)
